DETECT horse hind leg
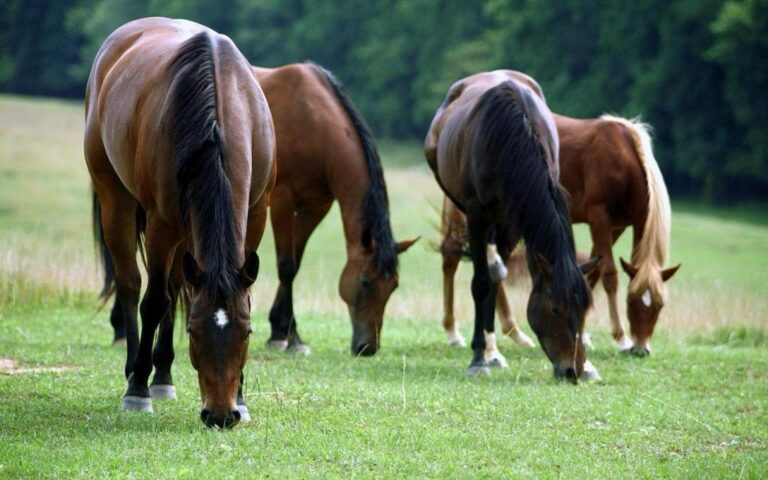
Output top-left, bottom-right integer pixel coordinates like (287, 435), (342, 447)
(465, 210), (495, 376)
(441, 237), (465, 347)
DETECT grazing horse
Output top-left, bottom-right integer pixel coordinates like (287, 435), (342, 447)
(251, 63), (417, 356)
(425, 70), (599, 380)
(439, 114), (680, 357)
(86, 18), (275, 428)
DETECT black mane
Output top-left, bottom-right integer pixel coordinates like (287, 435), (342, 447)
(469, 81), (591, 317)
(310, 63), (398, 277)
(170, 31), (239, 297)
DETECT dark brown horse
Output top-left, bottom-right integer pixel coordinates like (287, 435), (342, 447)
(251, 63), (417, 357)
(440, 113), (680, 357)
(425, 70), (599, 380)
(86, 18), (275, 428)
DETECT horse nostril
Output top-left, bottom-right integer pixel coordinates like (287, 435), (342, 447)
(200, 409), (212, 426)
(352, 342), (377, 357)
(565, 367), (576, 379)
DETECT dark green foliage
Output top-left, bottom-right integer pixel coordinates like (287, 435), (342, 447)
(1, 0), (766, 201)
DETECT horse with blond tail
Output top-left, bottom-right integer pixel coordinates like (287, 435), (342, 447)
(440, 109), (680, 358)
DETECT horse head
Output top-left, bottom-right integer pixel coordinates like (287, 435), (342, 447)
(338, 238), (418, 356)
(183, 251), (259, 428)
(620, 258), (681, 356)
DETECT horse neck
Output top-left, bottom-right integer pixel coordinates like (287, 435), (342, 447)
(336, 180), (369, 261)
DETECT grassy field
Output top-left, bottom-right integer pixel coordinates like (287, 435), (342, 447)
(0, 95), (767, 478)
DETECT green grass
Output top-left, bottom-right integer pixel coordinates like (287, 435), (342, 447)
(1, 94), (767, 478)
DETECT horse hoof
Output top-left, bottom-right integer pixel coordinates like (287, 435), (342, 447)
(629, 345), (650, 357)
(266, 339), (288, 351)
(149, 384), (177, 400)
(616, 336), (633, 352)
(122, 395), (153, 413)
(466, 363), (490, 376)
(236, 403), (251, 423)
(446, 332), (466, 347)
(508, 330), (536, 348)
(288, 343), (311, 356)
(486, 357), (508, 369)
(582, 332), (594, 350)
(580, 360), (601, 382)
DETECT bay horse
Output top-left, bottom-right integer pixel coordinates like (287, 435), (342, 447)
(439, 113), (680, 357)
(425, 70), (600, 380)
(251, 63), (417, 357)
(86, 18), (275, 428)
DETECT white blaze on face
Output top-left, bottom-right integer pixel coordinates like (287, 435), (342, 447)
(214, 309), (229, 329)
(642, 289), (652, 307)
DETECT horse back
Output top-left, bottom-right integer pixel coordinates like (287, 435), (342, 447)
(252, 63), (367, 203)
(555, 114), (647, 225)
(85, 18), (274, 227)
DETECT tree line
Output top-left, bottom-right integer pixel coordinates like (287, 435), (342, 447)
(1, 0), (766, 201)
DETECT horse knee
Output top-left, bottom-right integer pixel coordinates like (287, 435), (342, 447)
(442, 253), (460, 275)
(277, 257), (296, 284)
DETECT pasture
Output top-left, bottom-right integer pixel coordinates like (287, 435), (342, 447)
(0, 95), (767, 478)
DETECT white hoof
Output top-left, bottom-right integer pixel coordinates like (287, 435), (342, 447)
(446, 331), (466, 347)
(484, 349), (509, 368)
(466, 363), (491, 376)
(266, 339), (289, 351)
(236, 404), (251, 423)
(507, 329), (535, 348)
(616, 336), (633, 352)
(582, 332), (594, 351)
(149, 384), (177, 400)
(122, 395), (153, 413)
(288, 343), (311, 356)
(580, 360), (601, 382)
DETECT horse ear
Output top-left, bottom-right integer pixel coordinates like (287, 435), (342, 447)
(238, 251), (260, 289)
(396, 237), (420, 254)
(533, 252), (553, 280)
(579, 256), (601, 275)
(661, 263), (681, 282)
(619, 257), (638, 279)
(183, 251), (204, 289)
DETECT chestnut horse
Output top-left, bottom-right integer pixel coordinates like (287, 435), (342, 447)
(425, 70), (599, 381)
(440, 113), (680, 357)
(86, 18), (275, 428)
(251, 63), (417, 356)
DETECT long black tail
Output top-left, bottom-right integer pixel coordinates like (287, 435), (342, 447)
(91, 190), (146, 300)
(170, 31), (238, 298)
(309, 63), (398, 277)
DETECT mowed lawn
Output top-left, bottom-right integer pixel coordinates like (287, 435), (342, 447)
(0, 95), (766, 478)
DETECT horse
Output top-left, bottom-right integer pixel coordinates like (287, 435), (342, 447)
(440, 198), (592, 367)
(425, 70), (600, 381)
(86, 18), (276, 428)
(251, 63), (418, 356)
(439, 113), (680, 357)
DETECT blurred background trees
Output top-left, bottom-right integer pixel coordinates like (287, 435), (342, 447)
(0, 0), (765, 202)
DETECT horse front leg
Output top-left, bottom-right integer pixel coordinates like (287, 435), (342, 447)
(587, 207), (631, 351)
(123, 217), (176, 413)
(149, 248), (184, 401)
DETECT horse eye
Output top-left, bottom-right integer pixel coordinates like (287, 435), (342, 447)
(551, 306), (562, 316)
(186, 323), (192, 333)
(246, 323), (253, 336)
